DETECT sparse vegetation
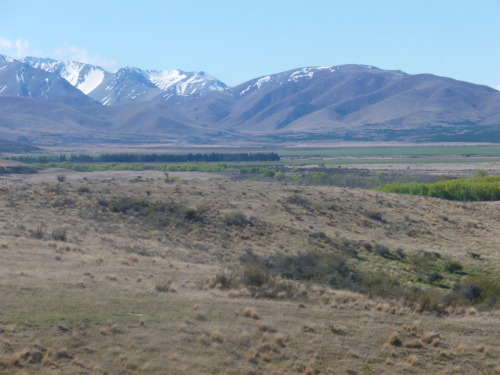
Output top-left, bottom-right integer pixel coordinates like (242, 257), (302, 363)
(0, 160), (498, 374)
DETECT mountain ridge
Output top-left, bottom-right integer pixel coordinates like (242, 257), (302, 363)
(20, 56), (228, 105)
(1, 54), (500, 145)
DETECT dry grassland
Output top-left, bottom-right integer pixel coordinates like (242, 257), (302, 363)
(0, 169), (498, 374)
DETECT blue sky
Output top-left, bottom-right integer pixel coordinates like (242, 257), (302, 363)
(0, 0), (499, 88)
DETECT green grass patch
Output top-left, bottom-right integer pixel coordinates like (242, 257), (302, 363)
(278, 146), (500, 157)
(36, 162), (146, 171)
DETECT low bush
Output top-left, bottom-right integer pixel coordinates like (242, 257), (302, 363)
(212, 268), (237, 289)
(77, 186), (91, 194)
(284, 193), (311, 208)
(184, 205), (210, 222)
(444, 260), (463, 274)
(238, 248), (497, 311)
(364, 211), (384, 222)
(31, 225), (46, 239)
(222, 211), (250, 227)
(51, 227), (67, 241)
(446, 275), (500, 308)
(241, 265), (270, 287)
(98, 196), (184, 228)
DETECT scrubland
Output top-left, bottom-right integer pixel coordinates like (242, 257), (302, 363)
(0, 168), (498, 374)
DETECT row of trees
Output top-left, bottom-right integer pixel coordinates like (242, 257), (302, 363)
(10, 152), (280, 164)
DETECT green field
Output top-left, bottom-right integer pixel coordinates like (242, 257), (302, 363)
(267, 157), (500, 166)
(278, 146), (500, 157)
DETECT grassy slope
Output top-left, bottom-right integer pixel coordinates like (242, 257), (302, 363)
(0, 171), (498, 374)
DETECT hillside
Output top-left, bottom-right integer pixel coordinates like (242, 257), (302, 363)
(1, 57), (500, 145)
(0, 169), (498, 374)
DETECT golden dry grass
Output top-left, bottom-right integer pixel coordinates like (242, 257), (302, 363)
(0, 169), (498, 374)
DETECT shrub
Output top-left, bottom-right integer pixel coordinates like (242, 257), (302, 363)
(446, 275), (500, 308)
(222, 211), (250, 227)
(184, 205), (210, 222)
(31, 225), (45, 239)
(285, 193), (311, 208)
(77, 186), (91, 194)
(242, 265), (270, 287)
(409, 253), (438, 281)
(98, 196), (184, 228)
(51, 227), (67, 241)
(156, 279), (175, 293)
(375, 175), (500, 201)
(444, 260), (463, 274)
(387, 332), (402, 346)
(395, 248), (407, 259)
(212, 268), (237, 289)
(427, 272), (444, 283)
(373, 243), (392, 259)
(241, 307), (259, 319)
(416, 291), (443, 313)
(364, 211), (384, 222)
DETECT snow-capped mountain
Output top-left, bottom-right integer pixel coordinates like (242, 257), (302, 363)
(0, 54), (99, 106)
(156, 64), (500, 137)
(22, 56), (109, 95)
(232, 65), (407, 97)
(2, 57), (500, 145)
(148, 69), (228, 95)
(87, 66), (162, 106)
(21, 57), (228, 105)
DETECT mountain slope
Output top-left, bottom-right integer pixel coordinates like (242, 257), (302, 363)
(2, 58), (500, 144)
(0, 95), (231, 145)
(152, 65), (500, 141)
(21, 57), (228, 105)
(0, 55), (99, 106)
(223, 65), (500, 132)
(21, 56), (109, 95)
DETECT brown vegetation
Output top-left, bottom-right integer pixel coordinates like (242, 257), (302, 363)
(0, 168), (498, 374)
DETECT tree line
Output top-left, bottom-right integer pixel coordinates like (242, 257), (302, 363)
(10, 152), (280, 164)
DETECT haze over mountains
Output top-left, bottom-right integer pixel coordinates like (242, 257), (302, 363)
(1, 54), (500, 146)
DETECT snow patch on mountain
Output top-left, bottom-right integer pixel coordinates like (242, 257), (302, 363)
(239, 67), (338, 96)
(77, 68), (105, 94)
(240, 75), (273, 96)
(148, 69), (187, 91)
(20, 55), (228, 104)
(0, 55), (14, 63)
(288, 66), (335, 82)
(22, 57), (107, 95)
(148, 69), (227, 95)
(16, 67), (30, 97)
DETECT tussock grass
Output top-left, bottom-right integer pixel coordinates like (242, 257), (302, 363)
(0, 168), (498, 374)
(241, 307), (259, 319)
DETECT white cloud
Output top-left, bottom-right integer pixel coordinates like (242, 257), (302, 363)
(0, 37), (13, 48)
(14, 38), (31, 58)
(495, 84), (500, 91)
(54, 42), (118, 69)
(0, 36), (41, 58)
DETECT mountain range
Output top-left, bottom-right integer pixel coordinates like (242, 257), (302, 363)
(1, 54), (500, 146)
